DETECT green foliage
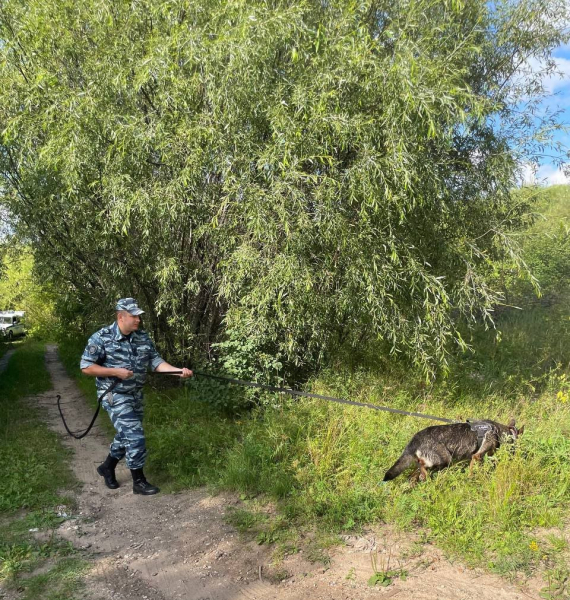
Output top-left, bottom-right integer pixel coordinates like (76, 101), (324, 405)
(368, 570), (407, 587)
(132, 383), (243, 489)
(0, 246), (58, 339)
(0, 537), (76, 583)
(8, 557), (89, 600)
(192, 333), (285, 411)
(540, 566), (570, 599)
(224, 507), (268, 533)
(500, 185), (570, 305)
(1, 0), (568, 375)
(368, 549), (407, 587)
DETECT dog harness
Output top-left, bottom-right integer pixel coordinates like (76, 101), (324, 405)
(467, 420), (494, 446)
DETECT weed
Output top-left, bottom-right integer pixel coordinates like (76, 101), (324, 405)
(12, 557), (89, 600)
(256, 530), (277, 545)
(0, 535), (76, 581)
(546, 535), (569, 553)
(305, 545), (331, 566)
(540, 566), (570, 599)
(265, 566), (291, 583)
(224, 507), (267, 534)
(368, 548), (407, 587)
(271, 541), (300, 563)
(0, 542), (33, 579)
(401, 540), (425, 560)
(304, 532), (340, 566)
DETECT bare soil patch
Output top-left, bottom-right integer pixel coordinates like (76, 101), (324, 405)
(25, 345), (544, 599)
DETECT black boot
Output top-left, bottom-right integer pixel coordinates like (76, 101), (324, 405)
(130, 468), (160, 495)
(97, 454), (120, 489)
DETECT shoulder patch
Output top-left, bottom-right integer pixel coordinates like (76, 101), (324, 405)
(88, 344), (99, 355)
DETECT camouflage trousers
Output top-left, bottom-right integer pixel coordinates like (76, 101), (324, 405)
(101, 391), (147, 470)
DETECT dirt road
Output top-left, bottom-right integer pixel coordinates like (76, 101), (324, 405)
(31, 345), (543, 600)
(0, 348), (15, 374)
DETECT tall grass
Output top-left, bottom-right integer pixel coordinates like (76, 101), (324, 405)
(0, 341), (81, 589)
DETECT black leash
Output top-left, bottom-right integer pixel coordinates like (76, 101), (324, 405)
(58, 368), (457, 440)
(57, 371), (184, 439)
(185, 370), (458, 424)
(57, 379), (120, 440)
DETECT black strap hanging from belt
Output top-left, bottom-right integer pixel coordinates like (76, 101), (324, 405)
(57, 371), (186, 439)
(57, 379), (121, 440)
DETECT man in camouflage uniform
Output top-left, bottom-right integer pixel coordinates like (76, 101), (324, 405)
(80, 298), (192, 495)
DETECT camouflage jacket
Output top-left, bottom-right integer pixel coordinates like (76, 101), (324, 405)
(80, 322), (165, 395)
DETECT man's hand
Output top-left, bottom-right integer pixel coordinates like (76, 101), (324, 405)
(114, 368), (134, 380)
(154, 362), (193, 378)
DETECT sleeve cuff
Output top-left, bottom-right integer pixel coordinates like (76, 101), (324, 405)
(151, 358), (165, 371)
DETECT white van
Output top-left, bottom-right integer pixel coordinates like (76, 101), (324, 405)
(0, 311), (26, 340)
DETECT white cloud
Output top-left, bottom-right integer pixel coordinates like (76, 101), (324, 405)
(519, 163), (570, 186)
(517, 161), (537, 186)
(542, 57), (570, 94)
(536, 163), (570, 185)
(524, 55), (570, 94)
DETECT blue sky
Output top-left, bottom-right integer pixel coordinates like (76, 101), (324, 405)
(527, 41), (570, 185)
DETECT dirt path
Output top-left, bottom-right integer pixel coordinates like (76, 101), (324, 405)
(0, 348), (15, 374)
(32, 344), (544, 600)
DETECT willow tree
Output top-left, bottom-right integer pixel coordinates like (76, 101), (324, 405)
(0, 0), (567, 375)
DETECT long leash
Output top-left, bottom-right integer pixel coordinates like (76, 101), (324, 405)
(58, 369), (457, 440)
(185, 370), (458, 424)
(57, 379), (120, 440)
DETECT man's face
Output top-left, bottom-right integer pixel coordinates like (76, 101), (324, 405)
(117, 311), (141, 334)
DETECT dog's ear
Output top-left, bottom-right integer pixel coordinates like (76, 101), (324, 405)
(517, 425), (524, 436)
(508, 418), (516, 428)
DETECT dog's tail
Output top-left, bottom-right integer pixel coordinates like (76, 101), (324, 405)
(383, 450), (416, 481)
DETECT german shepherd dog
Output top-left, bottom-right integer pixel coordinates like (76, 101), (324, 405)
(383, 419), (524, 482)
